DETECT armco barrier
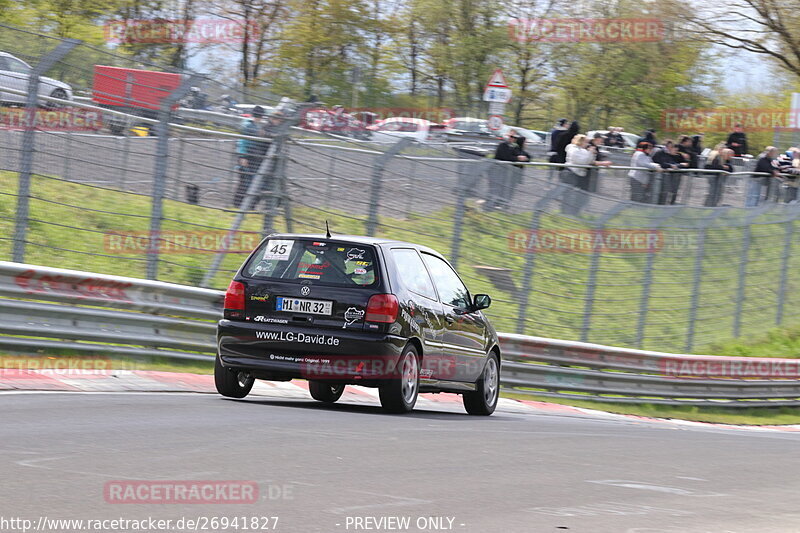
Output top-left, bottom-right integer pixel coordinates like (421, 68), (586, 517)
(1, 261), (799, 406)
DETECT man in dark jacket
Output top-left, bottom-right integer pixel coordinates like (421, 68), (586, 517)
(653, 140), (688, 204)
(551, 120), (579, 165)
(233, 105), (270, 208)
(727, 124), (748, 157)
(488, 130), (530, 209)
(549, 118), (568, 155)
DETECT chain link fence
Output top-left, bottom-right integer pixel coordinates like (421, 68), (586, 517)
(2, 24), (800, 354)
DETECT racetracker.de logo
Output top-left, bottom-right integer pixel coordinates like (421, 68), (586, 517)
(0, 107), (102, 132)
(509, 229), (663, 254)
(104, 19), (261, 44)
(508, 18), (664, 43)
(104, 481), (259, 504)
(661, 108), (800, 133)
(103, 230), (260, 254)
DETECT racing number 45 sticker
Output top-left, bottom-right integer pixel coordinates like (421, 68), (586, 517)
(263, 240), (294, 261)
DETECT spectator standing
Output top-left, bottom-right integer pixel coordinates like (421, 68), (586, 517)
(726, 124), (749, 157)
(653, 140), (688, 204)
(776, 148), (800, 202)
(638, 128), (657, 146)
(605, 127), (625, 148)
(488, 129), (530, 210)
(703, 147), (733, 207)
(233, 105), (270, 208)
(628, 141), (662, 203)
(561, 134), (611, 214)
(548, 118), (569, 159)
(748, 146), (780, 206)
(588, 133), (613, 192)
(551, 120), (580, 166)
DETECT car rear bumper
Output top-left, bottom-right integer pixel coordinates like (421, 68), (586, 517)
(217, 319), (407, 381)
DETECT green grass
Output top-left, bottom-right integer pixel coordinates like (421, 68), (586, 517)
(699, 323), (800, 358)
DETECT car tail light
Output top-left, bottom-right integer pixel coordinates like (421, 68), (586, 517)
(224, 280), (245, 319)
(365, 294), (399, 323)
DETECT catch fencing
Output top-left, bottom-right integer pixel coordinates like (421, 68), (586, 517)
(3, 24), (800, 353)
(3, 261), (799, 407)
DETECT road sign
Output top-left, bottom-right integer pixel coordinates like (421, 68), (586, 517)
(488, 101), (505, 115)
(483, 87), (512, 103)
(487, 115), (504, 131)
(485, 69), (508, 88)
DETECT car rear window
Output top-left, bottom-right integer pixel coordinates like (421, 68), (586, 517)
(244, 239), (378, 287)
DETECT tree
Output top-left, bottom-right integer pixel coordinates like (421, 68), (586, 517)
(679, 0), (800, 80)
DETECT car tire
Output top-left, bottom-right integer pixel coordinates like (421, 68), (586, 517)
(309, 381), (345, 403)
(214, 355), (255, 398)
(463, 354), (499, 416)
(379, 345), (419, 414)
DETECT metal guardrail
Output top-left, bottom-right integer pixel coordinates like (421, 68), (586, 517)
(1, 262), (799, 406)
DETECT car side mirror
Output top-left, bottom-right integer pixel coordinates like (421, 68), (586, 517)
(472, 294), (491, 310)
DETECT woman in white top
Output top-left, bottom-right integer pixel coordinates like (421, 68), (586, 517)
(628, 141), (663, 203)
(561, 134), (612, 214)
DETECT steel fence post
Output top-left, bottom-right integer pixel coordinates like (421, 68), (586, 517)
(581, 202), (628, 343)
(145, 74), (201, 280)
(201, 111), (298, 288)
(685, 208), (728, 352)
(325, 154), (336, 209)
(635, 209), (677, 348)
(12, 38), (79, 263)
(63, 131), (72, 181)
(366, 138), (412, 237)
(515, 183), (567, 335)
(405, 158), (417, 218)
(776, 211), (800, 326)
(120, 134), (130, 189)
(733, 207), (767, 338)
(450, 160), (482, 269)
(262, 128), (290, 237)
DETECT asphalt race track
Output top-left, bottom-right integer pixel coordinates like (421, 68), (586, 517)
(2, 391), (799, 533)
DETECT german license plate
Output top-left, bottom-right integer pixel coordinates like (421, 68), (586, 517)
(276, 297), (332, 315)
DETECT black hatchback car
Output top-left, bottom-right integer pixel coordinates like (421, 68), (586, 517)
(216, 234), (500, 414)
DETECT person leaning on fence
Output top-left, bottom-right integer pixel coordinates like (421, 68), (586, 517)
(233, 105), (271, 208)
(748, 147), (780, 207)
(628, 141), (662, 203)
(776, 148), (800, 203)
(703, 146), (733, 207)
(561, 134), (612, 214)
(487, 129), (530, 210)
(653, 139), (688, 205)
